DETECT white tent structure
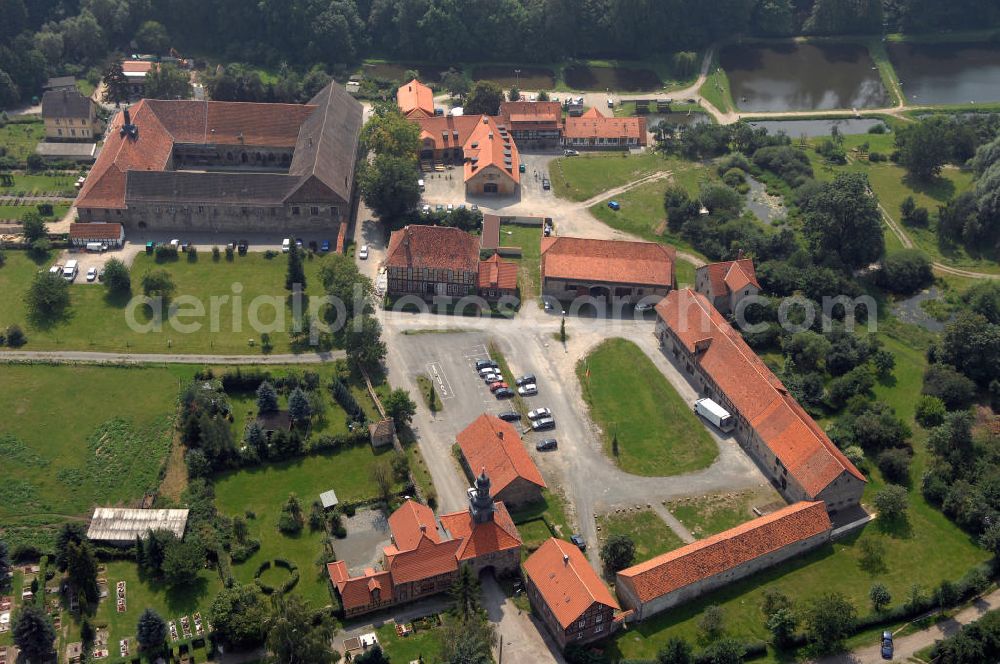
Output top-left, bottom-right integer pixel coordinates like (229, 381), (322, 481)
(87, 508), (189, 545)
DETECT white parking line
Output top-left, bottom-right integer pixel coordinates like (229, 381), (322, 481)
(426, 361), (455, 400)
(463, 344), (489, 360)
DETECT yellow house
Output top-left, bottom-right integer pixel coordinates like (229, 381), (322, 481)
(41, 89), (100, 142)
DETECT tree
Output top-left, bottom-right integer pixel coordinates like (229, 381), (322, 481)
(870, 582), (891, 612)
(384, 388), (416, 427)
(698, 604), (725, 639)
(102, 257), (131, 294)
(896, 120), (950, 181)
(881, 249), (933, 294)
(874, 485), (909, 523)
(702, 638), (746, 664)
(922, 363), (977, 410)
(265, 594), (336, 664)
(508, 86), (520, 101)
(802, 173), (884, 270)
(0, 539), (9, 593)
(55, 522), (88, 571)
(937, 312), (1000, 387)
(464, 80), (504, 115)
(371, 461), (393, 505)
(143, 63), (192, 100)
(962, 281), (1000, 325)
(285, 245), (305, 291)
(915, 395), (947, 428)
(657, 636), (694, 664)
(287, 387), (311, 424)
(256, 381), (279, 413)
(673, 51), (699, 77)
(355, 645), (390, 664)
(804, 592), (856, 654)
(136, 608), (168, 655)
(767, 607), (797, 649)
(24, 271), (69, 320)
(449, 564), (482, 622)
(134, 20), (170, 53)
(21, 212), (46, 243)
(440, 614), (496, 664)
(782, 331), (832, 372)
(361, 104), (421, 158)
(245, 420), (267, 457)
(162, 538), (205, 587)
(12, 603), (55, 661)
(359, 153), (421, 220)
(346, 315), (387, 371)
(141, 268), (175, 299)
(278, 494), (305, 534)
(441, 68), (469, 97)
(80, 617), (95, 651)
(664, 183), (698, 232)
(560, 317), (567, 343)
(600, 534), (636, 573)
(102, 61), (129, 105)
(699, 182), (743, 216)
(877, 448), (911, 485)
(209, 583), (268, 649)
(66, 539), (99, 606)
(319, 252), (373, 320)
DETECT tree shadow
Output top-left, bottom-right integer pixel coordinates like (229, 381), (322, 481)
(103, 288), (132, 309)
(876, 514), (913, 539)
(902, 173), (956, 202)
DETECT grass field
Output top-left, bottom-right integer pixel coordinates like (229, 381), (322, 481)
(509, 488), (575, 544)
(214, 443), (405, 608)
(675, 258), (696, 287)
(375, 617), (446, 662)
(549, 152), (673, 202)
(0, 120), (47, 163)
(0, 203), (70, 220)
(0, 250), (336, 353)
(698, 55), (733, 113)
(499, 223), (542, 296)
(666, 486), (782, 539)
(598, 509), (685, 565)
(577, 338), (717, 476)
(0, 364), (190, 551)
(0, 173), (77, 196)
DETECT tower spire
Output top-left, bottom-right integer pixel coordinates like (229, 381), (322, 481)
(469, 467), (495, 523)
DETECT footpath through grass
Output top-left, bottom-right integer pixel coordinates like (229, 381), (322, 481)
(0, 363), (191, 550)
(577, 338), (717, 476)
(550, 152), (673, 202)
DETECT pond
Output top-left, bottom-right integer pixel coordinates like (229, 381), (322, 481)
(563, 65), (662, 92)
(721, 42), (888, 112)
(745, 175), (786, 225)
(646, 112), (711, 128)
(748, 118), (886, 138)
(361, 62), (448, 83)
(470, 66), (555, 89)
(888, 42), (1000, 105)
(891, 286), (951, 333)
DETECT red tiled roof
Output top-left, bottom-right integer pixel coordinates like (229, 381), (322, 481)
(481, 213), (501, 250)
(541, 236), (675, 288)
(122, 61), (153, 74)
(563, 113), (646, 142)
(385, 225), (480, 273)
(69, 223), (122, 241)
(397, 79), (434, 118)
(389, 499), (441, 551)
(477, 254), (518, 291)
(524, 538), (619, 629)
(463, 115), (520, 185)
(500, 101), (562, 128)
(327, 561), (393, 613)
(702, 259), (760, 298)
(655, 289), (866, 496)
(457, 415), (546, 496)
(439, 502), (522, 562)
(385, 535), (461, 585)
(144, 99), (314, 147)
(617, 502), (831, 602)
(414, 115), (482, 152)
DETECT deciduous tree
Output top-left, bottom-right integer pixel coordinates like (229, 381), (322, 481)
(209, 583), (268, 649)
(600, 534), (636, 573)
(136, 608), (168, 655)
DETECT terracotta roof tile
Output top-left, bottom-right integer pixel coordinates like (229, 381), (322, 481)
(477, 254), (518, 290)
(397, 79), (435, 118)
(439, 502), (522, 561)
(702, 259), (759, 298)
(122, 61), (154, 74)
(385, 225), (480, 273)
(457, 415), (546, 495)
(414, 115), (482, 152)
(617, 502), (831, 602)
(524, 538), (619, 629)
(385, 535), (461, 584)
(327, 561), (393, 612)
(69, 223), (122, 241)
(463, 115), (520, 185)
(564, 113), (646, 142)
(389, 499), (441, 551)
(655, 290), (865, 496)
(500, 101), (562, 128)
(144, 99), (314, 147)
(541, 236), (675, 287)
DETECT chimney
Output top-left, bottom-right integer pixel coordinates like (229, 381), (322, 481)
(497, 430), (503, 440)
(123, 108), (131, 126)
(563, 554), (570, 565)
(419, 524), (427, 533)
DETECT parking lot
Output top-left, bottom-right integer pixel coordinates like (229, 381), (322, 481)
(418, 152), (559, 216)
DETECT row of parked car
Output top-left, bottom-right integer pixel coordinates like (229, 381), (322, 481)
(474, 358), (558, 449)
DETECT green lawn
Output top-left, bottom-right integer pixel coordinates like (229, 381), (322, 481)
(577, 338), (717, 476)
(375, 616), (446, 662)
(0, 203), (70, 220)
(0, 363), (190, 551)
(0, 173), (78, 196)
(698, 55), (733, 114)
(666, 488), (781, 539)
(550, 152), (673, 202)
(509, 488), (575, 543)
(0, 250), (336, 353)
(499, 223), (542, 296)
(675, 258), (696, 287)
(0, 120), (47, 163)
(598, 509), (685, 565)
(214, 444), (405, 608)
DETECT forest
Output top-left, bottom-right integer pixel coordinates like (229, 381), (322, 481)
(3, 0), (1000, 106)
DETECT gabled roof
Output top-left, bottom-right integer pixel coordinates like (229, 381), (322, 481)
(414, 115), (482, 152)
(397, 79), (434, 118)
(655, 289), (865, 496)
(701, 259), (760, 298)
(540, 236), (675, 287)
(46, 76), (77, 90)
(288, 82), (363, 204)
(389, 499), (441, 551)
(42, 89), (93, 119)
(327, 561), (393, 612)
(384, 535), (461, 584)
(143, 99), (312, 147)
(617, 502), (831, 602)
(564, 112), (646, 142)
(385, 225), (480, 273)
(524, 538), (619, 629)
(439, 502), (522, 562)
(463, 115), (520, 184)
(122, 60), (154, 76)
(69, 223), (123, 241)
(500, 101), (562, 128)
(477, 254), (518, 291)
(456, 415), (546, 496)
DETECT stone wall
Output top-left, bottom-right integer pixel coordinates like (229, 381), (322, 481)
(80, 202), (345, 234)
(495, 478), (543, 510)
(542, 277), (669, 303)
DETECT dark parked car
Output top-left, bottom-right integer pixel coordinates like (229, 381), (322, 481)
(536, 438), (558, 451)
(237, 239), (248, 255)
(531, 417), (555, 431)
(498, 411), (521, 422)
(475, 359), (496, 371)
(880, 631), (893, 660)
(495, 388), (514, 399)
(570, 534), (586, 551)
(542, 178), (551, 190)
(515, 374), (536, 386)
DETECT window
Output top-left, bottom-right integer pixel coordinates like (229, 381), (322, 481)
(57, 129), (62, 136)
(310, 206), (319, 215)
(331, 206), (338, 217)
(578, 620), (586, 629)
(595, 613), (603, 622)
(595, 624), (603, 633)
(292, 207), (300, 216)
(197, 206), (204, 214)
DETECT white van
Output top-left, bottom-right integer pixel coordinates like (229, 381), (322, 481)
(694, 398), (734, 432)
(85, 242), (106, 252)
(62, 259), (79, 282)
(281, 238), (291, 253)
(418, 178), (425, 192)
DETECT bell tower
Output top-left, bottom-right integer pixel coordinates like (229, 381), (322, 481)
(469, 467), (495, 524)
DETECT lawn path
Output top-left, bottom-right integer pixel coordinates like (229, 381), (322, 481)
(648, 502), (696, 544)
